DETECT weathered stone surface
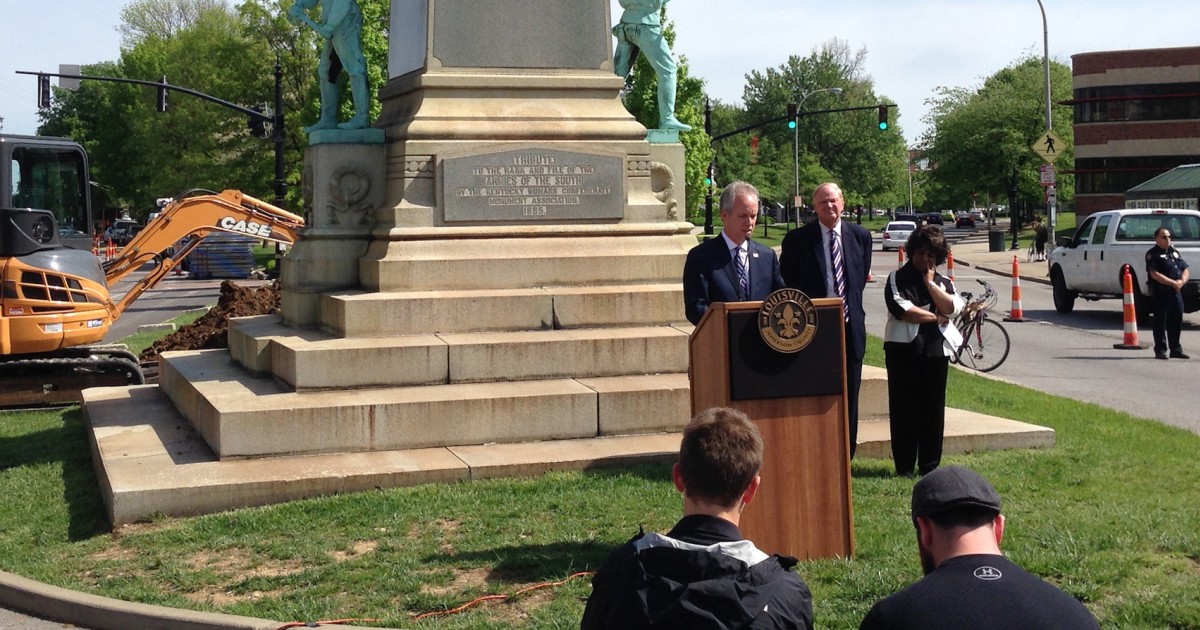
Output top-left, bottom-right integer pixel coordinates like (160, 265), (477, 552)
(442, 148), (624, 223)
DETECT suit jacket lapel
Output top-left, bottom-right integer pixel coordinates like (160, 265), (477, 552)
(841, 227), (858, 291)
(717, 239), (740, 297)
(811, 227), (829, 295)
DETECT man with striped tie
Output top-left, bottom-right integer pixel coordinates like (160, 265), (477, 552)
(683, 181), (785, 326)
(779, 182), (874, 458)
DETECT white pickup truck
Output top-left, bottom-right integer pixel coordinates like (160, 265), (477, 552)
(1048, 208), (1200, 316)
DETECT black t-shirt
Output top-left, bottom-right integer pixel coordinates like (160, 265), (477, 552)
(859, 555), (1098, 630)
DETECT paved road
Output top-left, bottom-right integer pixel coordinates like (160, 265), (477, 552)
(0, 608), (76, 630)
(104, 274), (268, 342)
(863, 261), (1200, 436)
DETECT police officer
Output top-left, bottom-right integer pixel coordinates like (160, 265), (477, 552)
(1145, 227), (1190, 360)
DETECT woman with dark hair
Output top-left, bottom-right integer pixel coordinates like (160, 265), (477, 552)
(882, 226), (965, 477)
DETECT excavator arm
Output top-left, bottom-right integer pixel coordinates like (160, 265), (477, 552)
(103, 189), (304, 316)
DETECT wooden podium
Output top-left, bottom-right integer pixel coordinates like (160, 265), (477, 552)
(689, 299), (854, 560)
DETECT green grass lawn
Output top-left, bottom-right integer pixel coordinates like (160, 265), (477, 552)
(1, 336), (1198, 628)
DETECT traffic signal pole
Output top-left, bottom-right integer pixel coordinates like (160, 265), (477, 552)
(18, 69), (285, 210)
(703, 102), (895, 234)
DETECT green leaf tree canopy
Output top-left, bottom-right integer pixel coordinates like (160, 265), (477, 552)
(921, 56), (1074, 213)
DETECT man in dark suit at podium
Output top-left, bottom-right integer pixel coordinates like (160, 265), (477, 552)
(779, 182), (873, 457)
(683, 181), (785, 325)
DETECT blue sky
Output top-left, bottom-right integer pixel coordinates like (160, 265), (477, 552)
(4, 1), (1200, 145)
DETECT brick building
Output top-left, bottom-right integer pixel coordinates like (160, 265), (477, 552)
(1069, 46), (1200, 216)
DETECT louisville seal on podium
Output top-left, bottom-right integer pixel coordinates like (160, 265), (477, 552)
(758, 288), (818, 353)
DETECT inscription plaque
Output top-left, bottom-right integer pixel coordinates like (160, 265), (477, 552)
(443, 149), (624, 223)
(432, 0), (607, 70)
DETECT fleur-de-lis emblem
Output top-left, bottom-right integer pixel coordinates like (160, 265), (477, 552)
(778, 304), (800, 338)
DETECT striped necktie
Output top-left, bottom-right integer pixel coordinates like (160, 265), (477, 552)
(735, 246), (749, 300)
(830, 230), (847, 320)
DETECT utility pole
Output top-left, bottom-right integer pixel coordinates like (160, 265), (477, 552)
(1036, 0), (1056, 241)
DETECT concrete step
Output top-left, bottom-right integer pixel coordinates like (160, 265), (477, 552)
(157, 348), (691, 458)
(320, 282), (685, 337)
(360, 234), (695, 291)
(84, 382), (1053, 527)
(229, 318), (690, 390)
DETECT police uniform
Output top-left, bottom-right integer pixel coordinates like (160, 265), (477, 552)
(1145, 243), (1190, 358)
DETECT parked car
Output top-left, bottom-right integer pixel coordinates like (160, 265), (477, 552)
(922, 212), (943, 226)
(109, 219), (140, 245)
(955, 212), (975, 228)
(970, 209), (986, 222)
(881, 221), (916, 251)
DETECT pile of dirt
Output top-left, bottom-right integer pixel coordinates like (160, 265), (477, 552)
(139, 281), (281, 361)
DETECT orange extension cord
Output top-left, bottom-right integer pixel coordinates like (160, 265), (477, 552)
(413, 571), (594, 621)
(272, 571), (594, 628)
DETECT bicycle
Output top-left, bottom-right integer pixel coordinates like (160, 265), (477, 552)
(950, 279), (1011, 372)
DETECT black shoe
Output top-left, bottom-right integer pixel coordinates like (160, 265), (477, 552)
(1155, 351), (1168, 360)
(1170, 350), (1190, 359)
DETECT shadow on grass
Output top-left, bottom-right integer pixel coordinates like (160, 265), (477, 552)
(0, 408), (108, 541)
(580, 461), (672, 483)
(423, 540), (614, 584)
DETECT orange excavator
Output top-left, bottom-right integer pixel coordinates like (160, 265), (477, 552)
(1, 134), (303, 404)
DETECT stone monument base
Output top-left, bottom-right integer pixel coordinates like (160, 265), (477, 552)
(82, 366), (1056, 526)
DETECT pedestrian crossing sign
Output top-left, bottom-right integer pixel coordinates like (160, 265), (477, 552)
(1031, 130), (1066, 164)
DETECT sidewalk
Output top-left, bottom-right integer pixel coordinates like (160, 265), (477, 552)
(947, 226), (1049, 286)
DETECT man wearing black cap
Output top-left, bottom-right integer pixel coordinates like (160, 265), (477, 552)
(859, 466), (1099, 629)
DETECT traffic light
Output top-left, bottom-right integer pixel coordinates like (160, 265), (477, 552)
(787, 103), (798, 129)
(156, 76), (168, 113)
(248, 105), (270, 138)
(37, 74), (51, 109)
(877, 105), (888, 130)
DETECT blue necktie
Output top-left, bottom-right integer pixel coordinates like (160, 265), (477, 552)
(735, 246), (749, 300)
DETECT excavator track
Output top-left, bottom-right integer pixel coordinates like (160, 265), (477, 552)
(0, 344), (146, 407)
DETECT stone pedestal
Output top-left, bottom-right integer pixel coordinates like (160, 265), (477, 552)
(281, 142), (385, 327)
(85, 0), (703, 523)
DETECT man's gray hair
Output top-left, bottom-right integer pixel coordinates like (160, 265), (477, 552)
(720, 181), (759, 213)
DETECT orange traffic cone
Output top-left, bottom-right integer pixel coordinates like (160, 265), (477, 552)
(106, 239), (116, 261)
(897, 245), (905, 269)
(946, 251), (956, 282)
(1113, 265), (1144, 349)
(1003, 256), (1025, 322)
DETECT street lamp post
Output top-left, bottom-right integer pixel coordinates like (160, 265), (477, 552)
(793, 87), (843, 224)
(1036, 0), (1055, 240)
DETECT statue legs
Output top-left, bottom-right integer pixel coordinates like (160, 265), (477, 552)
(338, 75), (371, 130)
(615, 23), (691, 131)
(655, 71), (690, 131)
(306, 76), (341, 133)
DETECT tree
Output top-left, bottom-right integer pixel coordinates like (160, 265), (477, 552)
(921, 56), (1074, 214)
(119, 0), (233, 46)
(38, 0), (391, 216)
(737, 39), (908, 211)
(617, 9), (711, 218)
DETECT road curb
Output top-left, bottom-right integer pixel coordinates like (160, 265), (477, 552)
(958, 260), (1052, 287)
(0, 569), (382, 630)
